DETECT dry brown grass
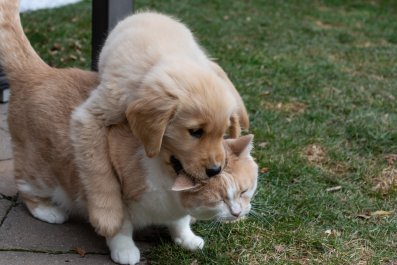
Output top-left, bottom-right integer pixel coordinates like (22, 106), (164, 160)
(304, 144), (327, 164)
(372, 154), (397, 195)
(262, 101), (307, 117)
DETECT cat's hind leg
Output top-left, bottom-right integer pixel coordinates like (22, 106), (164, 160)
(12, 141), (69, 224)
(17, 179), (69, 224)
(30, 201), (68, 224)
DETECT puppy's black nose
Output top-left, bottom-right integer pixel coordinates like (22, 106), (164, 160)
(206, 165), (222, 178)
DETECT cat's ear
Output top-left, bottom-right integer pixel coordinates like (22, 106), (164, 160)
(226, 134), (254, 158)
(171, 174), (200, 191)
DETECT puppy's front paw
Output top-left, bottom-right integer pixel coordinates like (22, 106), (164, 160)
(110, 242), (140, 265)
(108, 234), (140, 265)
(174, 234), (204, 251)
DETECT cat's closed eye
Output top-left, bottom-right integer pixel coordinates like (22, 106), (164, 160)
(240, 189), (248, 197)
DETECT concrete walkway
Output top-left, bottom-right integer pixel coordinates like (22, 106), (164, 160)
(0, 103), (156, 265)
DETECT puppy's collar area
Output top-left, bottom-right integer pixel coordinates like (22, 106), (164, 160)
(170, 155), (201, 182)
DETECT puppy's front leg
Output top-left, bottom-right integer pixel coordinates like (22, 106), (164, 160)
(107, 215), (140, 265)
(71, 85), (127, 237)
(168, 215), (204, 251)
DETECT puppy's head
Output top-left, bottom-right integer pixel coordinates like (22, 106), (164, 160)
(126, 58), (239, 180)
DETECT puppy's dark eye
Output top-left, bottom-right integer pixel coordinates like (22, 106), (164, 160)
(188, 128), (204, 138)
(240, 189), (248, 196)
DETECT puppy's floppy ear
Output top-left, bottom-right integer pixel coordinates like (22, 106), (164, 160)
(126, 93), (178, 158)
(210, 61), (249, 135)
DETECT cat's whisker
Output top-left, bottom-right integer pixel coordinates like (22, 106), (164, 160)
(209, 220), (216, 229)
(251, 208), (271, 216)
(213, 221), (222, 234)
(214, 216), (224, 228)
(252, 205), (268, 210)
(251, 201), (268, 208)
(249, 209), (272, 225)
(208, 221), (218, 234)
(202, 218), (220, 234)
(216, 216), (227, 224)
(201, 221), (213, 231)
(251, 202), (266, 207)
(250, 202), (276, 217)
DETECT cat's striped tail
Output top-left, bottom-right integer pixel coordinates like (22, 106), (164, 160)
(0, 0), (48, 82)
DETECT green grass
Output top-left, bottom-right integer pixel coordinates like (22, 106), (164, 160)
(21, 0), (397, 264)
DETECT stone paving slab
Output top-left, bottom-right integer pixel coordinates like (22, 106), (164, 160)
(0, 129), (12, 161)
(0, 204), (108, 253)
(0, 199), (12, 221)
(0, 203), (160, 263)
(0, 103), (12, 161)
(0, 252), (116, 265)
(0, 160), (16, 197)
(0, 114), (7, 133)
(0, 103), (7, 115)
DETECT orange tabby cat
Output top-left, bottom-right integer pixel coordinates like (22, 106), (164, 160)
(106, 123), (258, 265)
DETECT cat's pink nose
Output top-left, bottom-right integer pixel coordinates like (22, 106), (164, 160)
(231, 209), (241, 217)
(230, 207), (241, 217)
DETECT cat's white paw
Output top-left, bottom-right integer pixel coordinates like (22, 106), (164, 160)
(111, 246), (140, 265)
(190, 217), (197, 224)
(174, 234), (204, 251)
(109, 237), (140, 265)
(31, 204), (68, 224)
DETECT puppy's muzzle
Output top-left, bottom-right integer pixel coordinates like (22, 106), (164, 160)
(205, 165), (221, 177)
(170, 156), (221, 179)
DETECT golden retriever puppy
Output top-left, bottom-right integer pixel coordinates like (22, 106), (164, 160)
(70, 12), (249, 236)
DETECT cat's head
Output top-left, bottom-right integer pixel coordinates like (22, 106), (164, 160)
(173, 134), (258, 222)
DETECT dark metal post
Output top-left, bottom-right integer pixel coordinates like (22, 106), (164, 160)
(91, 0), (134, 71)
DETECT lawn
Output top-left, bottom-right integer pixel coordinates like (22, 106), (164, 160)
(21, 0), (397, 264)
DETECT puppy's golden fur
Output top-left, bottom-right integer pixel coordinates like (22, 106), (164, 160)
(70, 12), (250, 236)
